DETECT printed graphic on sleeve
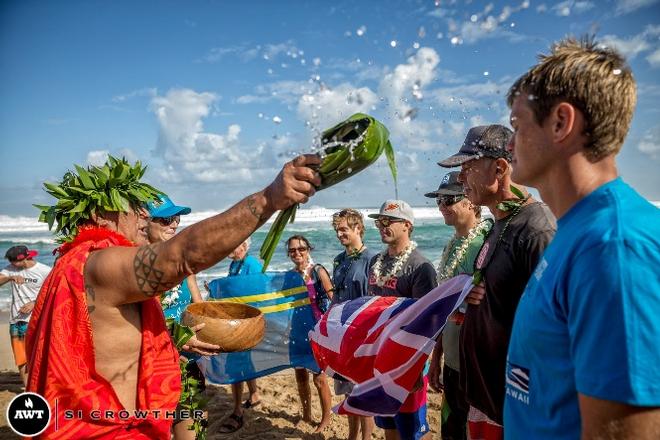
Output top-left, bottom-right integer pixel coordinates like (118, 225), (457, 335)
(506, 360), (530, 405)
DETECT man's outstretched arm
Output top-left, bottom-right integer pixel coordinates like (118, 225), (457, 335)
(86, 154), (321, 306)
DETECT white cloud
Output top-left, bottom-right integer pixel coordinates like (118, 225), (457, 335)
(112, 87), (157, 103)
(646, 48), (660, 67)
(600, 34), (650, 59)
(86, 150), (110, 166)
(615, 0), (659, 15)
(447, 1), (529, 44)
(297, 83), (379, 132)
(601, 25), (660, 63)
(86, 148), (140, 167)
(150, 88), (273, 183)
(236, 80), (312, 105)
(377, 48), (445, 148)
(552, 1), (594, 16)
(638, 125), (660, 158)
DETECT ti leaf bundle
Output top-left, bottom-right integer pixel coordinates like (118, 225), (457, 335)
(259, 113), (397, 270)
(34, 155), (163, 242)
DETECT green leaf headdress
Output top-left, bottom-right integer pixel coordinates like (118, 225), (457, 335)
(34, 155), (163, 242)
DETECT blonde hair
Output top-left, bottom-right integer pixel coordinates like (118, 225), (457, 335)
(507, 36), (636, 162)
(331, 208), (365, 238)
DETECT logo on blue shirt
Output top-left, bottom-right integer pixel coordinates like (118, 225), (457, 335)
(506, 360), (530, 405)
(534, 258), (548, 281)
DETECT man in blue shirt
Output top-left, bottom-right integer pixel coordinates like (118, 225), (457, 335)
(504, 37), (660, 439)
(330, 208), (377, 440)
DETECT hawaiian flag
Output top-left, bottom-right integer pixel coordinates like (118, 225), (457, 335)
(309, 274), (473, 416)
(197, 271), (320, 384)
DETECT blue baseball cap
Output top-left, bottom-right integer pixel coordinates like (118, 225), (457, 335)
(146, 195), (191, 218)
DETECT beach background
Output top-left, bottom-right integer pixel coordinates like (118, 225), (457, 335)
(0, 205), (449, 439)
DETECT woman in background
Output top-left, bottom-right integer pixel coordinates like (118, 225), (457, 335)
(286, 235), (333, 432)
(146, 195), (207, 440)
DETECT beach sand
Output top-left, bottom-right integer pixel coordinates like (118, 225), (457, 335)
(0, 309), (443, 439)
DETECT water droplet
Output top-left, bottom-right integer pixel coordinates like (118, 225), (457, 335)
(390, 40), (397, 48)
(613, 68), (622, 75)
(356, 25), (366, 36)
(313, 58), (321, 66)
(258, 113), (264, 118)
(510, 22), (516, 27)
(434, 0), (440, 6)
(272, 116), (282, 124)
(450, 36), (460, 45)
(470, 14), (478, 22)
(436, 32), (444, 39)
(263, 54), (270, 60)
(413, 42), (420, 49)
(267, 68), (273, 74)
(347, 168), (352, 173)
(418, 26), (426, 38)
(483, 71), (489, 76)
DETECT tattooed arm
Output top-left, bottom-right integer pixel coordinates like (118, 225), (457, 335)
(84, 155), (321, 306)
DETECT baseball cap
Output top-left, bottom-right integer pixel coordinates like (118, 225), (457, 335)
(5, 245), (39, 262)
(146, 195), (191, 218)
(438, 124), (513, 168)
(367, 200), (415, 225)
(424, 171), (464, 198)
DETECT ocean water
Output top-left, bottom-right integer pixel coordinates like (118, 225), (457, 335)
(0, 207), (457, 312)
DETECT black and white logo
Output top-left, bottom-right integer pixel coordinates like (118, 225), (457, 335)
(5, 392), (51, 437)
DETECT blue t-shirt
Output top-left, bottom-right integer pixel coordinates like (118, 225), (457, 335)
(228, 254), (263, 276)
(162, 279), (192, 322)
(505, 178), (660, 439)
(331, 247), (377, 304)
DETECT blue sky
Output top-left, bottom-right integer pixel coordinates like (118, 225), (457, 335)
(1, 0), (659, 216)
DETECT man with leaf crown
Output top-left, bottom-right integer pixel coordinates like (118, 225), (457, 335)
(27, 153), (321, 439)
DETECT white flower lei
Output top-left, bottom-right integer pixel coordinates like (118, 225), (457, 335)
(161, 283), (182, 308)
(371, 241), (417, 287)
(437, 220), (492, 282)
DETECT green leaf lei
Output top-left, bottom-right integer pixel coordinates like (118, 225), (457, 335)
(34, 155), (163, 242)
(166, 318), (207, 439)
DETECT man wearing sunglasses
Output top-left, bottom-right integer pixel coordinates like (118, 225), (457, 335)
(367, 200), (437, 440)
(425, 171), (492, 440)
(438, 125), (555, 440)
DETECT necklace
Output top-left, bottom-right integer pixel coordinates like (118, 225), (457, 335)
(371, 241), (417, 287)
(437, 220), (492, 282)
(473, 192), (531, 285)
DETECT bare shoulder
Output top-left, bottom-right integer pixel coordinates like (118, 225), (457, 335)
(84, 242), (174, 307)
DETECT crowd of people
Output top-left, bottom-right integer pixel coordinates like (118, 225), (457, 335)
(2, 36), (658, 439)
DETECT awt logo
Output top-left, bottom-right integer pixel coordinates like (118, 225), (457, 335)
(5, 392), (51, 437)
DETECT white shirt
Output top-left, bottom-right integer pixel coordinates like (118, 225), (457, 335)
(1, 261), (51, 324)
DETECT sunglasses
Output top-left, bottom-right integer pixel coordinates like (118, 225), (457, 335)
(436, 195), (465, 207)
(288, 246), (309, 255)
(374, 218), (405, 228)
(151, 215), (181, 225)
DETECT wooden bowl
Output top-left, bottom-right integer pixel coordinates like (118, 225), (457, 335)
(182, 302), (265, 352)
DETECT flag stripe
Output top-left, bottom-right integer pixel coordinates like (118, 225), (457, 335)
(210, 285), (308, 304)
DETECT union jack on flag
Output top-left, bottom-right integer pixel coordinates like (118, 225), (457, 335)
(309, 274), (473, 417)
